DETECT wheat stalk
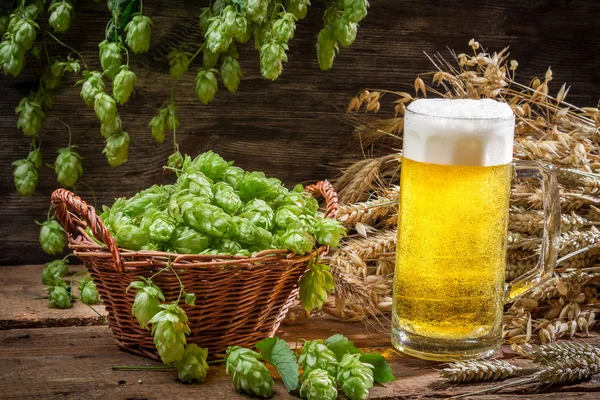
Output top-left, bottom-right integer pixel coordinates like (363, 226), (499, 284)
(342, 229), (398, 261)
(537, 355), (600, 385)
(337, 195), (398, 226)
(532, 342), (600, 363)
(440, 360), (524, 383)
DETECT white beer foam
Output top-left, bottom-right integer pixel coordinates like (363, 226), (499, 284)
(404, 99), (514, 166)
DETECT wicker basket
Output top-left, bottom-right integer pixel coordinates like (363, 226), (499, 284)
(51, 181), (339, 360)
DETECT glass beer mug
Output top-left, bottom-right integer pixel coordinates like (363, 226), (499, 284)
(392, 98), (560, 361)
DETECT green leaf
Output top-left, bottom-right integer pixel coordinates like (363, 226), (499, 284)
(360, 353), (395, 383)
(324, 334), (360, 361)
(185, 292), (196, 306)
(256, 336), (299, 392)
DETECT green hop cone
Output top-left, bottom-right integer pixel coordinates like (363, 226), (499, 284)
(149, 108), (168, 143)
(41, 259), (68, 285)
(140, 209), (177, 243)
(48, 0), (73, 32)
(205, 17), (232, 54)
(167, 104), (179, 131)
(109, 213), (148, 250)
(125, 15), (153, 54)
(244, 0), (269, 24)
(336, 353), (374, 400)
(260, 41), (288, 80)
(213, 182), (243, 214)
(222, 166), (244, 190)
(40, 58), (66, 90)
(79, 276), (100, 305)
(220, 55), (242, 93)
(274, 205), (301, 230)
(98, 40), (122, 79)
(77, 71), (105, 107)
(279, 229), (314, 254)
(12, 159), (38, 196)
(332, 17), (358, 47)
(168, 49), (190, 79)
(241, 199), (274, 230)
(229, 216), (259, 245)
(195, 68), (218, 104)
(202, 46), (220, 68)
(27, 149), (43, 169)
(94, 92), (117, 124)
(198, 7), (212, 35)
(300, 369), (338, 400)
(222, 5), (247, 41)
(312, 218), (346, 247)
(226, 346), (274, 397)
(342, 0), (369, 23)
(298, 340), (338, 378)
(126, 277), (165, 330)
(112, 66), (137, 104)
(14, 18), (37, 50)
(39, 218), (67, 255)
(100, 117), (122, 139)
(48, 280), (72, 309)
(272, 12), (296, 43)
(317, 28), (338, 71)
(184, 203), (231, 238)
(55, 146), (83, 187)
(103, 131), (130, 167)
(149, 303), (191, 365)
(190, 150), (229, 180)
(177, 344), (209, 383)
(167, 151), (184, 169)
(1, 40), (25, 76)
(299, 261), (335, 313)
(284, 0), (311, 20)
(170, 226), (210, 254)
(15, 97), (44, 136)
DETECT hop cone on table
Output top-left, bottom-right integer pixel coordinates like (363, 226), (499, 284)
(125, 15), (153, 54)
(39, 218), (67, 255)
(112, 67), (137, 105)
(48, 0), (73, 32)
(98, 40), (121, 79)
(177, 344), (209, 383)
(55, 146), (83, 187)
(336, 353), (374, 400)
(48, 279), (72, 309)
(195, 68), (218, 105)
(298, 340), (338, 378)
(15, 97), (44, 136)
(12, 159), (38, 196)
(149, 303), (190, 365)
(42, 259), (69, 286)
(226, 346), (274, 398)
(440, 360), (522, 383)
(77, 71), (105, 107)
(78, 275), (99, 305)
(300, 368), (338, 400)
(127, 277), (165, 330)
(103, 131), (130, 167)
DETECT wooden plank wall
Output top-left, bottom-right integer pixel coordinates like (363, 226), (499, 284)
(1, 0), (599, 265)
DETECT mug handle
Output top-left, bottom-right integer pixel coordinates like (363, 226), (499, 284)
(504, 160), (561, 302)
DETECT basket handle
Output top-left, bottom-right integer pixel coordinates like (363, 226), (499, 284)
(51, 188), (123, 272)
(305, 180), (339, 220)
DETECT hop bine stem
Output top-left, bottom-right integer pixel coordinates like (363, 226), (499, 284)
(46, 31), (89, 69)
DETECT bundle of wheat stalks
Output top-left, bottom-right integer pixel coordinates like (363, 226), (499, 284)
(325, 39), (600, 347)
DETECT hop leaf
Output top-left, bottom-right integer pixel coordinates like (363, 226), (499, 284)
(78, 275), (99, 305)
(41, 259), (69, 285)
(14, 18), (37, 50)
(168, 49), (190, 79)
(336, 353), (374, 400)
(299, 261), (334, 313)
(300, 369), (338, 400)
(112, 66), (137, 104)
(317, 28), (338, 71)
(149, 108), (168, 143)
(103, 131), (130, 167)
(98, 40), (122, 79)
(342, 0), (369, 23)
(15, 97), (44, 136)
(39, 218), (67, 255)
(195, 68), (219, 104)
(298, 339), (338, 378)
(284, 0), (311, 20)
(220, 55), (242, 93)
(256, 337), (299, 392)
(48, 280), (72, 309)
(94, 92), (117, 124)
(48, 0), (73, 32)
(55, 146), (83, 187)
(149, 303), (191, 365)
(125, 15), (153, 54)
(260, 41), (288, 80)
(205, 17), (232, 54)
(12, 159), (38, 196)
(226, 346), (274, 397)
(167, 151), (184, 169)
(127, 277), (165, 330)
(27, 149), (43, 169)
(177, 344), (209, 383)
(272, 12), (296, 43)
(332, 17), (358, 47)
(312, 218), (346, 247)
(77, 71), (105, 107)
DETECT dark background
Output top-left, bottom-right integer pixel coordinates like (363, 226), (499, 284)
(1, 0), (599, 265)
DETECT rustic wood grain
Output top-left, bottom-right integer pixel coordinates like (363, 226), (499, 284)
(2, 0), (599, 265)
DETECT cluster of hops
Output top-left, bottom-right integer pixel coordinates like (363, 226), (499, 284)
(98, 151), (346, 256)
(318, 0), (369, 70)
(46, 278), (73, 309)
(48, 0), (74, 32)
(40, 257), (100, 309)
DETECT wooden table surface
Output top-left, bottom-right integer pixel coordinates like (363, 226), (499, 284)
(1, 265), (599, 399)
